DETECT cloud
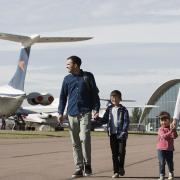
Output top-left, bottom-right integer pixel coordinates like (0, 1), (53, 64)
(94, 68), (180, 103)
(1, 0), (180, 104)
(0, 22), (176, 51)
(151, 9), (180, 16)
(96, 68), (180, 85)
(48, 23), (180, 46)
(1, 0), (180, 34)
(91, 2), (118, 18)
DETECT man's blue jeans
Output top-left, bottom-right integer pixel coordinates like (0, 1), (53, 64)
(157, 150), (174, 176)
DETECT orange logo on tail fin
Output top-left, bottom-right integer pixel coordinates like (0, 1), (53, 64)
(18, 60), (25, 71)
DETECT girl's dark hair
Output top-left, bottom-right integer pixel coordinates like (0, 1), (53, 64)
(158, 111), (171, 120)
(67, 56), (82, 67)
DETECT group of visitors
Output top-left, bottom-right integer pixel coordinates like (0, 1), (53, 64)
(58, 55), (178, 180)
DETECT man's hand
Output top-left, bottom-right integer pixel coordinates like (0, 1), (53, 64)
(58, 114), (64, 123)
(92, 111), (99, 120)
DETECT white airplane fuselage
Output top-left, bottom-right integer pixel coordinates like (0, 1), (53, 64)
(0, 85), (25, 116)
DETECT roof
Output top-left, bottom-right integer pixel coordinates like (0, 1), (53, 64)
(140, 79), (180, 122)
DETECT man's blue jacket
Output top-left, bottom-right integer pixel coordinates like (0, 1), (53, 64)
(58, 70), (100, 116)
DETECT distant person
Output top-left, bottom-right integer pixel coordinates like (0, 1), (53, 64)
(157, 111), (178, 180)
(172, 87), (180, 128)
(1, 115), (6, 130)
(17, 114), (26, 130)
(58, 55), (100, 178)
(99, 90), (129, 178)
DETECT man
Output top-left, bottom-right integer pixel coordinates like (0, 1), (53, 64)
(58, 56), (100, 178)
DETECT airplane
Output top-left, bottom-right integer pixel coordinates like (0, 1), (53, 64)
(0, 32), (92, 118)
(100, 98), (158, 109)
(15, 97), (158, 131)
(17, 98), (69, 131)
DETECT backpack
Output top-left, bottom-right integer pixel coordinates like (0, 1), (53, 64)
(83, 71), (99, 93)
(83, 71), (99, 109)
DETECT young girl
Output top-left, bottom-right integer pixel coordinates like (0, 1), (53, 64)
(157, 111), (178, 180)
(100, 90), (130, 178)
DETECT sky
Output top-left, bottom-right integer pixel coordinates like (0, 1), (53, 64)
(0, 0), (180, 107)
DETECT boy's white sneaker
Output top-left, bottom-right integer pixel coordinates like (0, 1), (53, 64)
(112, 173), (119, 178)
(168, 172), (174, 180)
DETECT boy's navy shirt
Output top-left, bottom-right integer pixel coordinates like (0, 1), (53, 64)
(58, 70), (100, 116)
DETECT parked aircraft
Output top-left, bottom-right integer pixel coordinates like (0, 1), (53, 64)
(0, 32), (92, 118)
(16, 97), (158, 131)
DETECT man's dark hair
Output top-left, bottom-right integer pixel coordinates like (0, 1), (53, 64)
(67, 56), (82, 67)
(110, 90), (122, 100)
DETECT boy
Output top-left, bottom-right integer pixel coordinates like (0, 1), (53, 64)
(157, 111), (178, 180)
(100, 90), (129, 178)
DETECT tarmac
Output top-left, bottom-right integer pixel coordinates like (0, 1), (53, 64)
(0, 134), (180, 180)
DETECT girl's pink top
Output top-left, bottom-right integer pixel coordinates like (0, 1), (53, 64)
(157, 127), (178, 151)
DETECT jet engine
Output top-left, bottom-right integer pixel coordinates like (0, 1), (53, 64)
(27, 92), (54, 106)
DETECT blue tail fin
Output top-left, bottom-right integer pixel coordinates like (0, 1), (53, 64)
(8, 46), (31, 91)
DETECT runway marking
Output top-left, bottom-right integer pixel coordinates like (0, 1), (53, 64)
(0, 139), (62, 146)
(11, 150), (70, 158)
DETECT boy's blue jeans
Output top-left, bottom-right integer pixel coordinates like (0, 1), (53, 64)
(157, 150), (174, 176)
(110, 134), (127, 174)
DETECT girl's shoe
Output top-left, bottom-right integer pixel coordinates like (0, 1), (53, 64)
(168, 172), (174, 180)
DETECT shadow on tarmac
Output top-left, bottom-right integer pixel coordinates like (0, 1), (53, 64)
(65, 176), (180, 179)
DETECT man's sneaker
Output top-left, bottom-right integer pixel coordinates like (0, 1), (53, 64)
(112, 173), (119, 178)
(168, 172), (174, 180)
(72, 169), (83, 178)
(119, 168), (125, 176)
(84, 164), (92, 176)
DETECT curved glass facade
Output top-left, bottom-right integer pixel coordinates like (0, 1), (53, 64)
(143, 83), (180, 132)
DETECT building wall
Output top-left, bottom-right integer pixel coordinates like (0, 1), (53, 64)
(141, 80), (180, 132)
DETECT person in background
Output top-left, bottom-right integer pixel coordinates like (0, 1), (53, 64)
(157, 111), (178, 180)
(58, 55), (100, 178)
(1, 115), (6, 130)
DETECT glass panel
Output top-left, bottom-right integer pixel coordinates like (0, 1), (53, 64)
(143, 83), (180, 132)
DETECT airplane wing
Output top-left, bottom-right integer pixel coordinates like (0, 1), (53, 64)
(0, 32), (92, 45)
(100, 98), (136, 102)
(18, 106), (58, 114)
(15, 106), (59, 125)
(0, 32), (30, 43)
(100, 98), (158, 108)
(125, 105), (159, 108)
(16, 107), (57, 115)
(37, 37), (93, 43)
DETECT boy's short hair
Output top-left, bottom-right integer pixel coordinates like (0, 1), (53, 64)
(158, 111), (171, 120)
(67, 56), (82, 67)
(110, 90), (122, 100)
